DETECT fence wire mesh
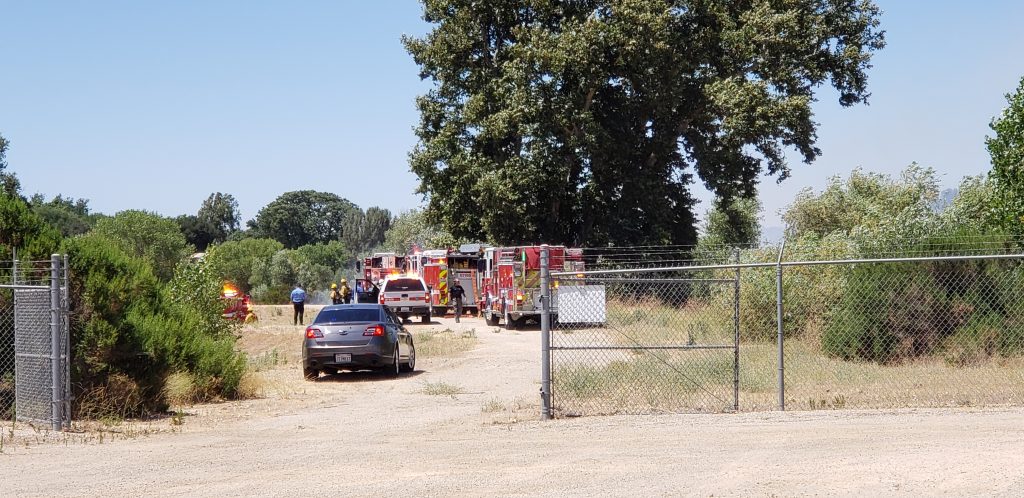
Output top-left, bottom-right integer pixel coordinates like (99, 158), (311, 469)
(0, 258), (71, 429)
(778, 258), (1024, 410)
(1, 290), (13, 421)
(551, 273), (741, 415)
(547, 245), (1024, 416)
(14, 289), (53, 424)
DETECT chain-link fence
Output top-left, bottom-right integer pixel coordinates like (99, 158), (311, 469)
(543, 244), (1024, 416)
(1, 255), (71, 430)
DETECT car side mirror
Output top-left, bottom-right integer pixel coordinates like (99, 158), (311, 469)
(355, 260), (361, 271)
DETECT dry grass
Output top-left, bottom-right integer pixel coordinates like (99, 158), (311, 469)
(480, 396), (538, 425)
(553, 336), (1024, 414)
(163, 372), (197, 406)
(235, 371), (269, 400)
(419, 381), (465, 398)
(481, 398), (506, 413)
(602, 300), (733, 347)
(413, 328), (479, 358)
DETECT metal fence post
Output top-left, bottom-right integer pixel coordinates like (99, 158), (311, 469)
(733, 248), (740, 412)
(62, 253), (71, 429)
(540, 244), (552, 420)
(776, 241), (786, 411)
(50, 254), (62, 431)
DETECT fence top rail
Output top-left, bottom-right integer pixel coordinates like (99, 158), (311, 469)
(557, 277), (736, 284)
(0, 284), (52, 290)
(551, 252), (1024, 277)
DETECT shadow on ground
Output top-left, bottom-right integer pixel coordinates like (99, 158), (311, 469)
(314, 370), (425, 384)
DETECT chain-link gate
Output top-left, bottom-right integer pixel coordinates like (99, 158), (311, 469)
(543, 246), (742, 416)
(1, 254), (71, 430)
(541, 245), (1024, 417)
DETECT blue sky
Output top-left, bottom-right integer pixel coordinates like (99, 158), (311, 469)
(2, 1), (1023, 230)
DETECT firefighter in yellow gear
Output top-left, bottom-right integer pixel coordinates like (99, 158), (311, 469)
(339, 279), (353, 304)
(330, 283), (343, 305)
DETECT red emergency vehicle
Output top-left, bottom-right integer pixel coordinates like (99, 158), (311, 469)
(479, 246), (583, 329)
(355, 252), (407, 303)
(416, 245), (486, 317)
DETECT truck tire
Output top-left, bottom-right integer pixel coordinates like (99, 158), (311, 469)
(485, 313), (499, 327)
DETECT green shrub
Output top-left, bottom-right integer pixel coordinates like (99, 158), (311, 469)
(64, 234), (247, 417)
(821, 251), (1024, 364)
(250, 283), (290, 305)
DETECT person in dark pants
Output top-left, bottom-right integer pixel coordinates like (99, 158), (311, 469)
(340, 278), (353, 304)
(449, 281), (466, 323)
(290, 284), (307, 325)
(369, 281), (381, 304)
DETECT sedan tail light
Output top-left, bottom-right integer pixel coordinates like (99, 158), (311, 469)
(306, 327), (323, 339)
(363, 325), (385, 337)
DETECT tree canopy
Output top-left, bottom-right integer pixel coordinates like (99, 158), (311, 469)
(0, 192), (62, 261)
(91, 210), (192, 281)
(701, 197), (762, 248)
(405, 0), (885, 246)
(341, 206), (393, 254)
(986, 75), (1024, 234)
(198, 192), (241, 243)
(30, 194), (96, 237)
(247, 190), (359, 249)
(783, 164), (940, 241)
(381, 209), (459, 254)
(176, 192), (242, 251)
(0, 133), (21, 197)
(206, 237), (284, 293)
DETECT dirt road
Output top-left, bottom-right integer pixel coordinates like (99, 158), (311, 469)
(2, 312), (1023, 497)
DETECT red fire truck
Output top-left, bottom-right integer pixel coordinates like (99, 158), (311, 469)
(362, 252), (407, 282)
(479, 246), (583, 329)
(356, 252), (407, 303)
(416, 245), (486, 317)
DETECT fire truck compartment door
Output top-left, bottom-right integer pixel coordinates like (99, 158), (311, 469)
(557, 285), (607, 324)
(454, 272), (477, 303)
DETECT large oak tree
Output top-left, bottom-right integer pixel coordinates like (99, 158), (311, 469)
(248, 190), (360, 249)
(405, 0), (884, 246)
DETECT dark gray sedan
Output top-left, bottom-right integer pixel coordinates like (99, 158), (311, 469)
(302, 304), (416, 380)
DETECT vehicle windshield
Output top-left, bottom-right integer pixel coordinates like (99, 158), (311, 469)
(385, 278), (425, 292)
(314, 308), (381, 324)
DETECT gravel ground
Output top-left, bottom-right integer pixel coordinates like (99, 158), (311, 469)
(2, 312), (1023, 497)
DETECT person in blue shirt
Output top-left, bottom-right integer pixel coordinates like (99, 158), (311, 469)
(290, 284), (307, 325)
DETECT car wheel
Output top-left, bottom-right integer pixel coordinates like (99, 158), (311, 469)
(401, 343), (416, 372)
(303, 367), (319, 381)
(421, 314), (430, 324)
(390, 347), (401, 377)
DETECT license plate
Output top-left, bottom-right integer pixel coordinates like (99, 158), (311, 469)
(400, 307), (410, 312)
(334, 353), (351, 363)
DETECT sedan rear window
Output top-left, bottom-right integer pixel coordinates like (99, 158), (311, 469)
(384, 278), (425, 292)
(314, 308), (381, 324)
